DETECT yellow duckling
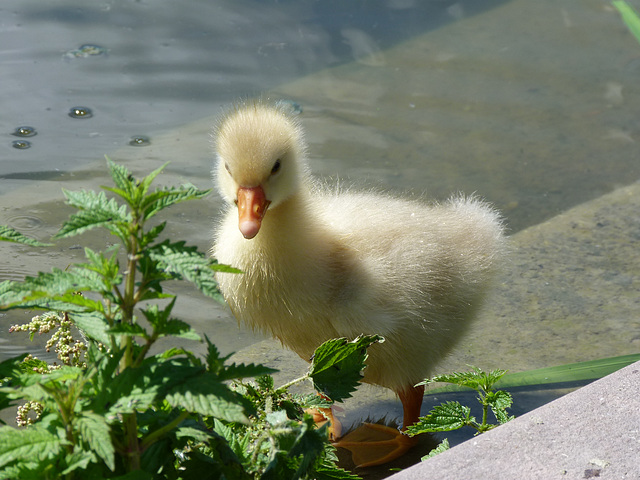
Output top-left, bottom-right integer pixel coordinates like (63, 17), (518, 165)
(212, 101), (505, 467)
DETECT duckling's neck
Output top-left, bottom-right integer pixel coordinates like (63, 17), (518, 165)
(256, 188), (327, 255)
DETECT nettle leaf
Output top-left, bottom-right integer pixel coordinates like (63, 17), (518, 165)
(140, 299), (200, 341)
(425, 367), (508, 393)
(0, 425), (66, 468)
(178, 437), (249, 480)
(147, 240), (226, 302)
(312, 464), (362, 480)
(140, 222), (167, 248)
(217, 363), (277, 383)
(309, 335), (383, 403)
(54, 190), (130, 239)
(211, 418), (250, 461)
(0, 225), (52, 247)
(137, 161), (168, 195)
(61, 450), (97, 476)
(286, 415), (327, 478)
(71, 312), (112, 344)
(165, 374), (250, 423)
(105, 159), (169, 209)
(83, 246), (121, 283)
(141, 185), (211, 221)
(421, 438), (450, 461)
(75, 411), (115, 471)
(0, 268), (106, 311)
(488, 390), (514, 424)
(406, 401), (473, 435)
(104, 360), (184, 415)
(106, 157), (137, 196)
(107, 322), (150, 339)
(202, 337), (275, 381)
(0, 354), (28, 379)
(19, 356), (50, 375)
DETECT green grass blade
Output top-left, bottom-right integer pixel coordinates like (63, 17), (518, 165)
(425, 354), (640, 394)
(613, 1), (640, 46)
(496, 353), (640, 389)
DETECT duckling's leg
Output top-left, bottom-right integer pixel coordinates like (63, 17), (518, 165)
(334, 384), (424, 468)
(307, 393), (343, 440)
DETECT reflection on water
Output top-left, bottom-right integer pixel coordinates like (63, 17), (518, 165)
(1, 0), (640, 443)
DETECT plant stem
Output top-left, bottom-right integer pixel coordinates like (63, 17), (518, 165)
(141, 411), (190, 450)
(124, 413), (141, 471)
(275, 374), (309, 393)
(121, 220), (142, 471)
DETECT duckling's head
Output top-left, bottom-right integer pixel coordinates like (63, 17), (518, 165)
(214, 101), (308, 239)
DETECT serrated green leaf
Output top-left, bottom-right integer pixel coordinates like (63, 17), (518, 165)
(18, 356), (50, 375)
(61, 449), (96, 475)
(406, 401), (473, 435)
(312, 464), (362, 480)
(175, 426), (215, 443)
(0, 267), (107, 312)
(155, 347), (202, 366)
(0, 354), (28, 379)
(71, 312), (112, 344)
(105, 360), (183, 415)
(218, 363), (277, 383)
(105, 157), (136, 194)
(211, 418), (250, 462)
(309, 335), (383, 402)
(147, 240), (226, 302)
(141, 185), (210, 220)
(136, 161), (169, 201)
(106, 322), (149, 338)
(178, 439), (249, 480)
(165, 374), (249, 422)
(139, 299), (199, 341)
(423, 367), (507, 394)
(421, 438), (450, 461)
(287, 415), (327, 478)
(488, 390), (514, 424)
(0, 225), (52, 247)
(75, 411), (115, 471)
(0, 425), (66, 468)
(54, 190), (130, 239)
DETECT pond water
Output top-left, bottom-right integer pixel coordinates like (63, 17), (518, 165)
(1, 0), (639, 430)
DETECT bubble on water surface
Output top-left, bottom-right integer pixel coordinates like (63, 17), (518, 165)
(12, 140), (32, 149)
(63, 44), (108, 59)
(12, 126), (37, 137)
(129, 136), (151, 147)
(68, 107), (93, 119)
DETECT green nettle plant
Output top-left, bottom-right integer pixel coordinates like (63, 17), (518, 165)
(0, 158), (374, 480)
(407, 367), (515, 460)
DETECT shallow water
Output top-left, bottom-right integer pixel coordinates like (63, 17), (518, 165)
(1, 0), (639, 414)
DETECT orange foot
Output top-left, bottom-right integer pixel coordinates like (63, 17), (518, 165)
(333, 423), (418, 468)
(307, 405), (343, 440)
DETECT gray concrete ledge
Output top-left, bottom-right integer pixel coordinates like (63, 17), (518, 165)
(389, 360), (640, 479)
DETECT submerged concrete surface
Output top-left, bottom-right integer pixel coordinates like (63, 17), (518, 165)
(389, 360), (640, 479)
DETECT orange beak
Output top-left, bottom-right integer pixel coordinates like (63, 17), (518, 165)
(237, 186), (270, 239)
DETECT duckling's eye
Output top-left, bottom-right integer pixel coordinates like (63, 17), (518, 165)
(271, 159), (281, 175)
(224, 163), (231, 174)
